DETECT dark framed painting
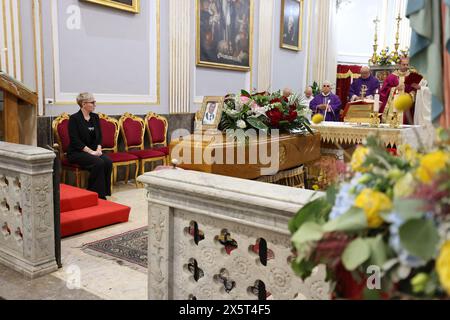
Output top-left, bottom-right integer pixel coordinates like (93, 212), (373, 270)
(82, 0), (140, 13)
(280, 0), (303, 51)
(197, 0), (253, 71)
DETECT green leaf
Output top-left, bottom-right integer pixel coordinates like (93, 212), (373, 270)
(399, 219), (440, 261)
(342, 238), (371, 271)
(291, 259), (315, 280)
(393, 199), (425, 221)
(363, 288), (382, 300)
(291, 222), (324, 248)
(241, 89), (251, 97)
(326, 185), (338, 205)
(367, 235), (388, 267)
(323, 207), (368, 233)
(288, 198), (331, 233)
(246, 117), (269, 132)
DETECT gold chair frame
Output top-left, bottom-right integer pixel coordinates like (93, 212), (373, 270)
(52, 113), (88, 188)
(119, 113), (166, 175)
(98, 113), (139, 188)
(144, 112), (170, 166)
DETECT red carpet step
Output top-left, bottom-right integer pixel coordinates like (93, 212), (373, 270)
(60, 184), (131, 238)
(60, 184), (98, 213)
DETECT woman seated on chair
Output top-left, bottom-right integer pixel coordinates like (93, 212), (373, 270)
(67, 92), (112, 200)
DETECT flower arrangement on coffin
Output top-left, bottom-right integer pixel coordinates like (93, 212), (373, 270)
(219, 89), (313, 134)
(289, 130), (450, 300)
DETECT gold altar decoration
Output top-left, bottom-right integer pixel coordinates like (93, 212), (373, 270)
(312, 122), (434, 150)
(342, 101), (375, 123)
(169, 132), (321, 180)
(369, 112), (381, 128)
(388, 112), (401, 129)
(256, 166), (305, 188)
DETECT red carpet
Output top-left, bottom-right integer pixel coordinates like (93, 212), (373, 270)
(60, 184), (131, 238)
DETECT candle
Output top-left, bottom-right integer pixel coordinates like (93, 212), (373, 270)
(374, 91), (380, 113)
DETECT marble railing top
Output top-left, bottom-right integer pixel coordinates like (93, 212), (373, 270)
(139, 169), (324, 214)
(0, 142), (55, 161)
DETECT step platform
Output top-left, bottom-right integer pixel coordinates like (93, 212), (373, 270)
(59, 184), (131, 238)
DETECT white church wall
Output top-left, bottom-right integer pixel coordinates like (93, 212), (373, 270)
(13, 0), (312, 116)
(271, 0), (311, 94)
(336, 0), (411, 65)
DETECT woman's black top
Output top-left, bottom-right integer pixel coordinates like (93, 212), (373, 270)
(67, 110), (102, 155)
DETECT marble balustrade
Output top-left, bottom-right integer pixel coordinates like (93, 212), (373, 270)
(138, 169), (331, 300)
(0, 142), (58, 278)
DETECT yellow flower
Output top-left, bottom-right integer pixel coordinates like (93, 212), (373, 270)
(436, 241), (450, 296)
(350, 147), (369, 172)
(398, 144), (419, 164)
(393, 173), (416, 198)
(312, 185), (320, 191)
(416, 151), (449, 184)
(354, 189), (392, 228)
(394, 93), (414, 112)
(312, 114), (324, 124)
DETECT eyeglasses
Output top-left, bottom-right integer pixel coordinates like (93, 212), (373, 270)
(323, 85), (331, 88)
(85, 101), (96, 105)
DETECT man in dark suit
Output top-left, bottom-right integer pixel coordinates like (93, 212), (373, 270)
(67, 93), (112, 199)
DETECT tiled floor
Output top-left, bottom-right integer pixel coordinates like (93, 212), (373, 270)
(0, 183), (148, 300)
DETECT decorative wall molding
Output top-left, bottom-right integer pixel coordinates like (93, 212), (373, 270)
(257, 0), (274, 92)
(311, 0), (337, 85)
(0, 0), (23, 83)
(32, 0), (45, 115)
(170, 0), (190, 114)
(50, 0), (160, 105)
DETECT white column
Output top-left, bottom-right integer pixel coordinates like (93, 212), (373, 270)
(257, 0), (274, 92)
(311, 0), (337, 86)
(169, 0), (191, 114)
(0, 0), (21, 81)
(33, 0), (44, 116)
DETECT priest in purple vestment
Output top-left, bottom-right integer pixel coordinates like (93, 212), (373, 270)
(310, 81), (342, 122)
(348, 66), (381, 102)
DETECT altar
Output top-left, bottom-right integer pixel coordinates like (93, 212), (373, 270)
(312, 122), (434, 150)
(169, 132), (321, 182)
(303, 121), (435, 188)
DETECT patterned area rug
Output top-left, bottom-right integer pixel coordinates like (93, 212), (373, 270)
(82, 227), (148, 270)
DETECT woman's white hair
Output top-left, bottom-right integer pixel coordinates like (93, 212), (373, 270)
(76, 92), (95, 108)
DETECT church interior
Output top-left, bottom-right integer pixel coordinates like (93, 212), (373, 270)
(1, 0), (450, 302)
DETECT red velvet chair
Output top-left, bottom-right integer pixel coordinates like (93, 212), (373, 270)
(98, 113), (140, 188)
(52, 113), (88, 188)
(119, 113), (166, 175)
(145, 112), (169, 165)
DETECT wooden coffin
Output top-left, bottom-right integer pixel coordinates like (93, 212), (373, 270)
(169, 132), (321, 180)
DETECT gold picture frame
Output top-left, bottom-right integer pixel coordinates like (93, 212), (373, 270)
(82, 0), (140, 14)
(280, 0), (303, 51)
(196, 0), (253, 72)
(196, 96), (224, 131)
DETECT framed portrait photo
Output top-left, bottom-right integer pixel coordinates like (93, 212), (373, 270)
(280, 0), (303, 51)
(82, 0), (140, 13)
(196, 96), (224, 131)
(197, 0), (253, 71)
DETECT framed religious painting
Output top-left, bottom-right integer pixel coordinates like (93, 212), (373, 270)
(197, 0), (253, 71)
(195, 96), (224, 131)
(82, 0), (140, 13)
(280, 0), (303, 51)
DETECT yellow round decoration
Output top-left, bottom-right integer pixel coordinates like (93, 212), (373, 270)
(393, 93), (413, 112)
(436, 241), (450, 296)
(312, 114), (324, 124)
